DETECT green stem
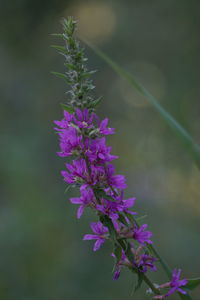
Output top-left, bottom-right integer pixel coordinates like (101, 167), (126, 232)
(133, 218), (193, 300)
(148, 244), (171, 279)
(82, 38), (200, 169)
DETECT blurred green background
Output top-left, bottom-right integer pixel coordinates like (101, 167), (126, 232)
(1, 0), (200, 299)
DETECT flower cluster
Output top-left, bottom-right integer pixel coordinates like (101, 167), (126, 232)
(53, 17), (189, 299)
(54, 106), (157, 272)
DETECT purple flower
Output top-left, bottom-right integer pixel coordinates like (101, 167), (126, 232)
(73, 108), (96, 129)
(86, 137), (118, 164)
(165, 269), (187, 297)
(99, 118), (115, 135)
(96, 200), (120, 230)
(61, 159), (88, 184)
(153, 269), (188, 299)
(83, 221), (108, 251)
(57, 127), (82, 157)
(115, 191), (136, 215)
(54, 110), (73, 130)
(70, 186), (95, 218)
(132, 224), (153, 245)
(136, 254), (157, 273)
(105, 164), (127, 190)
(112, 250), (128, 280)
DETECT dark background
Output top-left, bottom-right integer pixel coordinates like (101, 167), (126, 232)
(1, 0), (200, 299)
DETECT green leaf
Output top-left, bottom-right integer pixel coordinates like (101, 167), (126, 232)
(124, 212), (134, 223)
(51, 33), (63, 38)
(184, 278), (200, 290)
(124, 242), (135, 262)
(114, 244), (122, 263)
(135, 215), (148, 223)
(60, 103), (74, 114)
(118, 213), (128, 226)
(178, 292), (193, 300)
(100, 215), (116, 241)
(134, 272), (144, 292)
(51, 44), (68, 54)
(51, 71), (69, 82)
(95, 189), (116, 202)
(64, 185), (72, 194)
(87, 96), (103, 109)
(83, 38), (200, 169)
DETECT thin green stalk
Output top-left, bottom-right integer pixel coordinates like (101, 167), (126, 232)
(82, 38), (200, 169)
(133, 218), (193, 299)
(148, 244), (171, 279)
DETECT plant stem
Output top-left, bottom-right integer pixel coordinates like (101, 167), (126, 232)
(133, 219), (193, 299)
(148, 244), (171, 279)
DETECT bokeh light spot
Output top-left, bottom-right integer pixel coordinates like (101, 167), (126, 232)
(118, 61), (166, 108)
(66, 1), (116, 44)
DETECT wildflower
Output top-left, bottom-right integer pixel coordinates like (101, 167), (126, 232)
(73, 108), (96, 129)
(53, 18), (190, 299)
(153, 269), (187, 299)
(112, 250), (130, 280)
(136, 254), (157, 273)
(54, 110), (73, 130)
(132, 224), (153, 245)
(61, 159), (88, 184)
(83, 221), (108, 251)
(104, 164), (127, 190)
(56, 127), (82, 157)
(70, 186), (95, 218)
(99, 118), (115, 135)
(86, 137), (118, 164)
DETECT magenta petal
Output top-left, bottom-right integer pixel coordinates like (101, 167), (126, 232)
(101, 118), (108, 127)
(70, 197), (82, 204)
(93, 239), (104, 251)
(178, 288), (187, 295)
(123, 197), (136, 208)
(83, 234), (98, 240)
(90, 222), (101, 234)
(77, 205), (84, 219)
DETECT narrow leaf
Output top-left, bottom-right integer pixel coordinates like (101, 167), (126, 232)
(83, 39), (200, 169)
(95, 189), (116, 202)
(51, 45), (68, 54)
(60, 103), (74, 114)
(87, 96), (103, 109)
(178, 292), (193, 300)
(114, 244), (122, 263)
(51, 71), (68, 82)
(100, 215), (116, 241)
(118, 213), (128, 226)
(51, 33), (63, 38)
(184, 278), (200, 290)
(134, 272), (144, 292)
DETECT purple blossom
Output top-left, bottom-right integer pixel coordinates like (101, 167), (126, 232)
(132, 224), (153, 245)
(99, 118), (115, 135)
(70, 186), (95, 218)
(73, 108), (96, 129)
(136, 254), (157, 273)
(83, 221), (108, 251)
(61, 158), (88, 184)
(115, 191), (136, 215)
(153, 269), (188, 299)
(54, 110), (73, 130)
(96, 200), (120, 230)
(105, 164), (127, 190)
(57, 127), (82, 157)
(112, 250), (129, 280)
(86, 137), (118, 164)
(165, 269), (187, 298)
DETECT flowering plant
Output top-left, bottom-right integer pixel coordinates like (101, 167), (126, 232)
(52, 17), (199, 299)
